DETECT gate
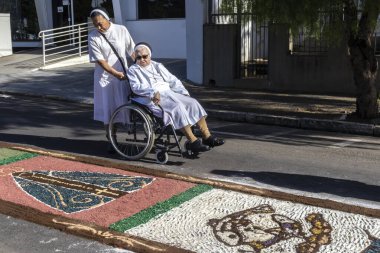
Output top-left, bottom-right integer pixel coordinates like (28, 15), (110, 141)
(208, 0), (268, 79)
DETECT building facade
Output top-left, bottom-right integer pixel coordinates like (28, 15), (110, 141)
(1, 0), (379, 94)
(0, 0), (204, 84)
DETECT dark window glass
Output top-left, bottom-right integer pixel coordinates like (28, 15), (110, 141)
(138, 0), (185, 19)
(0, 0), (39, 41)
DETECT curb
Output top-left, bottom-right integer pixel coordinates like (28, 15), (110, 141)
(1, 89), (378, 137)
(207, 109), (379, 137)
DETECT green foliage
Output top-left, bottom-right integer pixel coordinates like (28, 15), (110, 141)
(364, 0), (380, 32)
(217, 0), (380, 46)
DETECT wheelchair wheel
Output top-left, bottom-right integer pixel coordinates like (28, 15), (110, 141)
(155, 150), (168, 164)
(109, 104), (155, 160)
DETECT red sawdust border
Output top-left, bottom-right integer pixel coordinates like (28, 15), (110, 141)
(3, 142), (379, 219)
(0, 141), (379, 253)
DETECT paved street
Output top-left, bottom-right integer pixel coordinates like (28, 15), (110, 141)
(0, 94), (380, 252)
(0, 213), (133, 253)
(1, 94), (379, 205)
(0, 50), (380, 253)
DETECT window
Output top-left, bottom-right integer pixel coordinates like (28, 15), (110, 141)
(138, 0), (185, 19)
(0, 0), (40, 41)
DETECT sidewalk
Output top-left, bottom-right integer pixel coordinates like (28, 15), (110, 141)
(0, 50), (379, 137)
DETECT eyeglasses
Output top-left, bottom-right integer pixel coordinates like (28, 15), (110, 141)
(136, 55), (149, 60)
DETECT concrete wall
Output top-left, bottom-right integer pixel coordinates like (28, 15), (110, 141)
(185, 0), (205, 84)
(123, 0), (186, 59)
(268, 24), (380, 95)
(203, 23), (380, 95)
(125, 19), (186, 59)
(203, 24), (237, 87)
(268, 24), (355, 94)
(0, 13), (12, 57)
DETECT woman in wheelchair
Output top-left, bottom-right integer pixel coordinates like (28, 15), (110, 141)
(126, 42), (224, 153)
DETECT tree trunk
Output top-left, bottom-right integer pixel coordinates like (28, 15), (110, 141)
(343, 0), (380, 119)
(349, 41), (379, 119)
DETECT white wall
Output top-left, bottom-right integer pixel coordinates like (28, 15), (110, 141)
(0, 13), (12, 57)
(126, 19), (187, 59)
(120, 0), (186, 59)
(185, 0), (205, 84)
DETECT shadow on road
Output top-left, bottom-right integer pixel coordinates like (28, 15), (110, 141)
(0, 133), (186, 166)
(211, 170), (380, 203)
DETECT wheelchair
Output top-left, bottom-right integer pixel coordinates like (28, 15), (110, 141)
(107, 100), (195, 164)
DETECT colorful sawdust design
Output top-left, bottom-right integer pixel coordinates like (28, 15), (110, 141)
(110, 184), (213, 231)
(362, 231), (380, 253)
(208, 204), (331, 253)
(0, 148), (37, 166)
(12, 171), (155, 213)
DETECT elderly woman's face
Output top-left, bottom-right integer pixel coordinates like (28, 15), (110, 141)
(135, 47), (151, 67)
(92, 15), (110, 33)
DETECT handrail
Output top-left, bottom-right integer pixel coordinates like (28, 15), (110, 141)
(38, 22), (96, 66)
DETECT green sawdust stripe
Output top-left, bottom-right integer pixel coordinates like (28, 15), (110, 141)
(110, 184), (213, 232)
(0, 148), (38, 165)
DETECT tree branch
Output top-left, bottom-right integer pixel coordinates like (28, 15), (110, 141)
(343, 0), (358, 48)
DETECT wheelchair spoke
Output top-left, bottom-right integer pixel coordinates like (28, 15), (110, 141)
(109, 104), (155, 160)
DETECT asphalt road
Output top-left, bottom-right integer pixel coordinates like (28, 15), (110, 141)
(1, 94), (380, 252)
(0, 213), (133, 253)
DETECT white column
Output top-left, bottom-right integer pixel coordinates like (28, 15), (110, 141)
(112, 0), (123, 24)
(185, 0), (206, 85)
(34, 0), (53, 31)
(0, 13), (12, 57)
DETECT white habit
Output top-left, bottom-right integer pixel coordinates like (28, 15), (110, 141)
(88, 23), (135, 124)
(127, 61), (207, 129)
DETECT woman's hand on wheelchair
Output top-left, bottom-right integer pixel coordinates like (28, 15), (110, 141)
(152, 91), (161, 105)
(114, 71), (127, 80)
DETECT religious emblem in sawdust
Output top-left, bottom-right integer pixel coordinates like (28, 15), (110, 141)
(362, 230), (380, 253)
(12, 171), (154, 213)
(208, 204), (332, 253)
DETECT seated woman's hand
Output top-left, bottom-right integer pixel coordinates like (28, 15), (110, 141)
(152, 91), (160, 105)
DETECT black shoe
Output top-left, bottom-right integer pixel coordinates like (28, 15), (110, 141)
(202, 135), (225, 147)
(187, 139), (210, 153)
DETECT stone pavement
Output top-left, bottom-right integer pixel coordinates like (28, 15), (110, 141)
(1, 144), (380, 253)
(0, 49), (379, 137)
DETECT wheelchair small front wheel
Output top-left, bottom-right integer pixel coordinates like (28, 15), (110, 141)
(156, 150), (168, 164)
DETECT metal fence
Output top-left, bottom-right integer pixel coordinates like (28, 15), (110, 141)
(290, 27), (329, 55)
(38, 22), (95, 66)
(208, 1), (380, 80)
(208, 0), (268, 79)
(290, 11), (380, 56)
(375, 32), (380, 56)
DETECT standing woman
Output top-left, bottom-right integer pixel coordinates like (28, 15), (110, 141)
(88, 8), (135, 153)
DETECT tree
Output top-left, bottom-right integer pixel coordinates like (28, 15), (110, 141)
(220, 0), (380, 119)
(343, 0), (379, 118)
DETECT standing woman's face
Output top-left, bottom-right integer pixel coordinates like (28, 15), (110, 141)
(92, 15), (110, 33)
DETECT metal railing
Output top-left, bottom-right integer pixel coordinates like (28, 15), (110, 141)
(38, 22), (95, 66)
(291, 31), (380, 56)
